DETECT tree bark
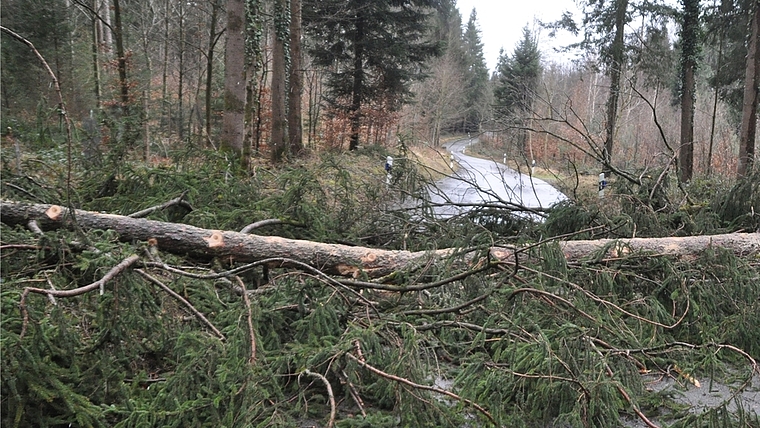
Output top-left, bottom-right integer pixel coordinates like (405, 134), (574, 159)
(3, 201), (759, 280)
(270, 0), (289, 162)
(679, 0), (699, 183)
(349, 16), (365, 151)
(112, 0), (130, 113)
(288, 0), (303, 156)
(221, 0), (247, 155)
(738, 0), (760, 178)
(205, 0), (220, 148)
(603, 0), (628, 172)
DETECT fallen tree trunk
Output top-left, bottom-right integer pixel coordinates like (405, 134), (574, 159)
(2, 200), (759, 279)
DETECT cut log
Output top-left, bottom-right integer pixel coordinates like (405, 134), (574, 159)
(2, 200), (759, 279)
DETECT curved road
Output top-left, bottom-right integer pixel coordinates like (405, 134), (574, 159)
(427, 138), (566, 218)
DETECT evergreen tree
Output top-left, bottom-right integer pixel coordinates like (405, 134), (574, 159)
(0, 0), (72, 113)
(302, 0), (440, 150)
(460, 9), (490, 134)
(493, 26), (542, 154)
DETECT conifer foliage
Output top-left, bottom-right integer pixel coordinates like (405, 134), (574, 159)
(302, 0), (441, 150)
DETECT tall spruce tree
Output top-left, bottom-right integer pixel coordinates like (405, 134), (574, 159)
(493, 26), (541, 153)
(303, 0), (440, 150)
(460, 9), (490, 134)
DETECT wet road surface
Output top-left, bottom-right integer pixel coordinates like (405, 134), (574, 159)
(427, 138), (566, 218)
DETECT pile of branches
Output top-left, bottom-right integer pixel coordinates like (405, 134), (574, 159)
(2, 153), (760, 428)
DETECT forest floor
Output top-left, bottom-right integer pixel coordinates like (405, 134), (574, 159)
(623, 373), (760, 427)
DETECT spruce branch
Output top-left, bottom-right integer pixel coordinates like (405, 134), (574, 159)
(135, 269), (225, 341)
(19, 254), (141, 339)
(588, 338), (660, 428)
(348, 341), (496, 425)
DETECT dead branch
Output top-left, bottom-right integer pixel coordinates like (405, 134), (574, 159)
(240, 218), (289, 234)
(300, 369), (336, 428)
(234, 276), (257, 363)
(347, 341), (496, 425)
(27, 220), (43, 236)
(340, 369), (366, 417)
(588, 338), (660, 428)
(19, 254), (141, 339)
(520, 265), (689, 329)
(128, 191), (193, 218)
(0, 27), (74, 203)
(135, 269), (225, 340)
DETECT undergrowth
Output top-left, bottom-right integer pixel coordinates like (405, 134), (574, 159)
(2, 142), (759, 427)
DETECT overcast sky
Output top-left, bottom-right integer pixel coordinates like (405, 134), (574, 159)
(455, 0), (582, 72)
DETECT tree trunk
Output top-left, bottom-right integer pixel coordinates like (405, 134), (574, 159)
(161, 0), (170, 134)
(349, 17), (365, 151)
(112, 0), (130, 113)
(288, 0), (303, 156)
(221, 0), (247, 155)
(205, 0), (220, 149)
(738, 0), (760, 178)
(3, 201), (758, 280)
(270, 0), (289, 163)
(91, 0), (101, 110)
(177, 1), (186, 140)
(679, 0), (699, 183)
(604, 0), (628, 172)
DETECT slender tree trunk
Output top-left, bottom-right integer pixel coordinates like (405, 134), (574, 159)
(112, 0), (129, 113)
(288, 0), (303, 155)
(161, 0), (170, 134)
(270, 0), (289, 162)
(100, 0), (113, 53)
(349, 17), (365, 151)
(603, 0), (628, 172)
(708, 23), (725, 176)
(91, 0), (101, 109)
(221, 0), (247, 155)
(679, 0), (699, 183)
(143, 90), (150, 161)
(738, 0), (760, 178)
(178, 1), (185, 140)
(205, 1), (220, 148)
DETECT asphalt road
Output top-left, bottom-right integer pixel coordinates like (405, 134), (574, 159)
(427, 138), (566, 218)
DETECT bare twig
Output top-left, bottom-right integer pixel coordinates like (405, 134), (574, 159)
(0, 244), (43, 252)
(3, 183), (45, 203)
(300, 369), (336, 428)
(234, 276), (257, 364)
(348, 341), (496, 425)
(239, 218), (288, 234)
(128, 192), (193, 218)
(340, 369), (366, 417)
(135, 269), (225, 340)
(19, 254), (141, 339)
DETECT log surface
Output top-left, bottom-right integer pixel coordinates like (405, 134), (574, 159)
(2, 200), (758, 279)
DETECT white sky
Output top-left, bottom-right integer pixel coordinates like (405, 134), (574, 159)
(455, 0), (583, 72)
